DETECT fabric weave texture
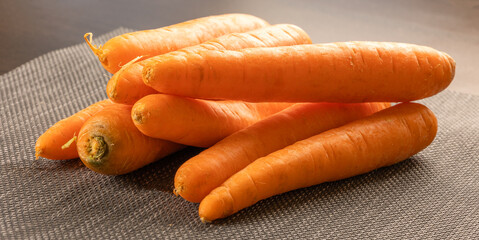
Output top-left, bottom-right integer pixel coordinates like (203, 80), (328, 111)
(0, 28), (478, 239)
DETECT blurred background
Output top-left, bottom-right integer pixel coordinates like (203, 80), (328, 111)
(1, 0), (478, 94)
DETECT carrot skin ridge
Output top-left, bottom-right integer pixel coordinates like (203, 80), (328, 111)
(35, 99), (114, 160)
(143, 42), (455, 102)
(174, 102), (390, 203)
(107, 24), (312, 105)
(198, 102), (438, 221)
(131, 94), (293, 147)
(77, 104), (184, 175)
(86, 13), (269, 74)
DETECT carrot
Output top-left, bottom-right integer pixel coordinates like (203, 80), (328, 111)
(199, 102), (438, 222)
(106, 57), (156, 105)
(35, 99), (114, 160)
(106, 24), (312, 104)
(174, 102), (390, 203)
(84, 13), (269, 73)
(131, 94), (292, 147)
(77, 103), (184, 175)
(143, 42), (455, 102)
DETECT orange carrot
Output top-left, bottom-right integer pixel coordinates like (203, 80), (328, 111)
(174, 102), (390, 203)
(199, 102), (437, 222)
(107, 24), (311, 104)
(77, 103), (184, 175)
(143, 42), (455, 102)
(131, 94), (292, 147)
(35, 99), (114, 160)
(85, 13), (269, 73)
(106, 57), (156, 105)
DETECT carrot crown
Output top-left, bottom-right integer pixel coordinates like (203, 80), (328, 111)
(86, 136), (109, 166)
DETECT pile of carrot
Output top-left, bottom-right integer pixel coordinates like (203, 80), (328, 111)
(35, 13), (455, 223)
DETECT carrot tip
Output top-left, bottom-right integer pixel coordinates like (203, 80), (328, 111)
(200, 217), (211, 224)
(84, 32), (103, 57)
(34, 144), (43, 160)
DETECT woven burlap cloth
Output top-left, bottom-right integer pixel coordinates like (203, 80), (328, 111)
(1, 28), (477, 239)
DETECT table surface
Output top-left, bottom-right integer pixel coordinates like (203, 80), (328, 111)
(1, 0), (478, 95)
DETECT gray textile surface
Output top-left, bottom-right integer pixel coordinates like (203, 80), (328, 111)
(1, 28), (478, 239)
